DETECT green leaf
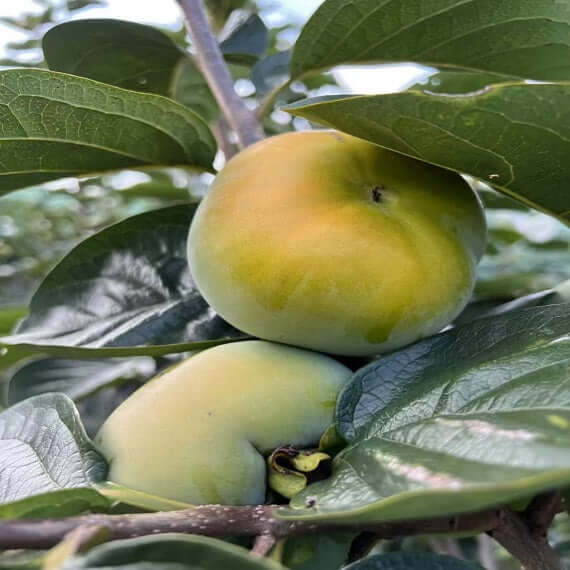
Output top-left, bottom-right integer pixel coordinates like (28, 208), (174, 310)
(0, 68), (216, 198)
(0, 548), (44, 569)
(290, 0), (570, 80)
(171, 60), (219, 122)
(456, 278), (570, 325)
(344, 553), (482, 569)
(476, 210), (570, 299)
(251, 51), (291, 96)
(0, 205), (245, 358)
(285, 82), (570, 222)
(42, 19), (218, 121)
(7, 357), (154, 405)
(0, 393), (107, 507)
(43, 19), (186, 95)
(96, 481), (194, 512)
(408, 70), (512, 94)
(282, 532), (355, 570)
(42, 18), (264, 122)
(0, 488), (109, 519)
(282, 305), (570, 523)
(220, 14), (269, 64)
(0, 306), (27, 335)
(65, 534), (286, 569)
(462, 279), (570, 323)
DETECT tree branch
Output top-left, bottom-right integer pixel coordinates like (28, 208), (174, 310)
(488, 508), (561, 570)
(0, 505), (502, 550)
(177, 0), (264, 149)
(0, 499), (564, 570)
(523, 491), (562, 539)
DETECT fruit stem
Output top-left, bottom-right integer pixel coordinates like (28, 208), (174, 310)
(177, 0), (264, 150)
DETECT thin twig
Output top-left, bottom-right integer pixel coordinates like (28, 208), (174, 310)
(251, 534), (276, 557)
(255, 78), (293, 120)
(43, 525), (110, 570)
(488, 508), (561, 570)
(177, 0), (264, 149)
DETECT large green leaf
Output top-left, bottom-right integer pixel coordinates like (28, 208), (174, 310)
(0, 205), (245, 358)
(65, 535), (285, 570)
(291, 0), (570, 80)
(0, 393), (108, 511)
(43, 19), (185, 95)
(285, 82), (570, 222)
(7, 357), (154, 405)
(281, 305), (570, 523)
(42, 17), (266, 122)
(0, 69), (216, 198)
(42, 19), (218, 121)
(344, 553), (482, 569)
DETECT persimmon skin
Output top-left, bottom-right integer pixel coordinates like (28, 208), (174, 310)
(188, 131), (486, 356)
(96, 340), (351, 505)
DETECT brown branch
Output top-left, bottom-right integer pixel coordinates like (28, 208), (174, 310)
(0, 505), (502, 550)
(177, 0), (264, 149)
(0, 498), (564, 570)
(488, 508), (561, 570)
(523, 491), (562, 539)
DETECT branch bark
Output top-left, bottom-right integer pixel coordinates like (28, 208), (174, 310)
(177, 0), (264, 149)
(0, 505), (502, 550)
(488, 508), (561, 570)
(523, 491), (562, 539)
(0, 500), (563, 569)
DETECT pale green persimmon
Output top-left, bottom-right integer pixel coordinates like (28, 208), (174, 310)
(188, 130), (487, 356)
(96, 340), (351, 505)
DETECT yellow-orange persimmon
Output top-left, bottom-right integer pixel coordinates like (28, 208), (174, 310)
(188, 131), (486, 356)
